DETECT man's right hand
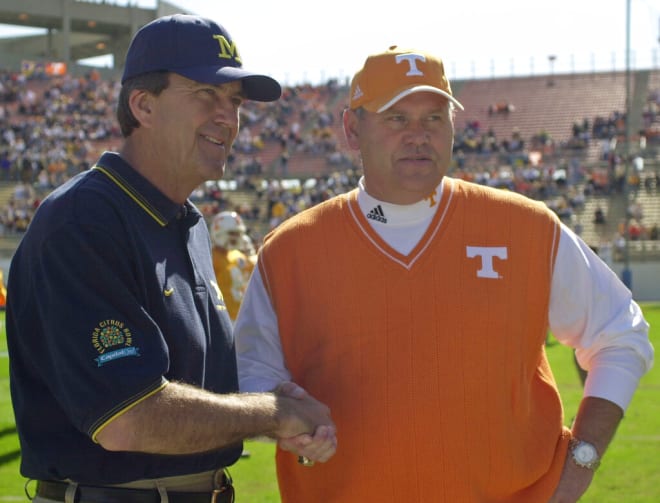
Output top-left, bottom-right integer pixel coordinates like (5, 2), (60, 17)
(272, 381), (337, 462)
(278, 424), (337, 463)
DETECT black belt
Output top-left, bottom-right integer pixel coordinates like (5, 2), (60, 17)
(36, 479), (234, 503)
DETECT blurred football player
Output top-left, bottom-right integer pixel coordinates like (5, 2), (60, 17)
(210, 211), (255, 322)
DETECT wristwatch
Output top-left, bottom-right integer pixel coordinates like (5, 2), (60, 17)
(569, 438), (601, 471)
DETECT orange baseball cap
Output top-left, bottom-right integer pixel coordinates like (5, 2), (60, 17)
(349, 46), (464, 112)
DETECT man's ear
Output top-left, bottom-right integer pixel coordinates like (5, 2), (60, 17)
(128, 89), (155, 129)
(342, 108), (361, 150)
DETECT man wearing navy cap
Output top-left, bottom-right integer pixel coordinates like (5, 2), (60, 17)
(6, 14), (336, 503)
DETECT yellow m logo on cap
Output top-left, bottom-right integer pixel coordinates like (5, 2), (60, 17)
(213, 35), (242, 64)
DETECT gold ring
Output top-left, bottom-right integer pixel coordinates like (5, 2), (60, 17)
(298, 456), (315, 467)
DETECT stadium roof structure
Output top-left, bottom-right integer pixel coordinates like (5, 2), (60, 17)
(0, 0), (192, 76)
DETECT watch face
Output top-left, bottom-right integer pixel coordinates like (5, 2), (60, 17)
(575, 444), (597, 463)
(571, 440), (600, 470)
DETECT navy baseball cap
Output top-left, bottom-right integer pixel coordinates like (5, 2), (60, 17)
(121, 14), (281, 102)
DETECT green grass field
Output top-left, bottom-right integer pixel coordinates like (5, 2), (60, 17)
(1, 305), (658, 502)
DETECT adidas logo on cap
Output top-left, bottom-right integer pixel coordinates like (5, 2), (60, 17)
(352, 84), (363, 101)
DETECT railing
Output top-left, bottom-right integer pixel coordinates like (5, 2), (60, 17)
(613, 240), (660, 262)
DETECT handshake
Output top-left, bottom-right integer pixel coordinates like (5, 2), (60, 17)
(271, 381), (337, 465)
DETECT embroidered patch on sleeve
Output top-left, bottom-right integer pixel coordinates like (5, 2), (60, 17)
(92, 319), (141, 367)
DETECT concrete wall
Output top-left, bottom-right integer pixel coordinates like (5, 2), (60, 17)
(609, 261), (660, 302)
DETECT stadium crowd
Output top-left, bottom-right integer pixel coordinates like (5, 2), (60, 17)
(0, 67), (658, 249)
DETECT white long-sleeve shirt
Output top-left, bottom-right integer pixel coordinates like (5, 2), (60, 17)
(235, 178), (654, 412)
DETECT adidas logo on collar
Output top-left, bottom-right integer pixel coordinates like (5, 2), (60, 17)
(366, 205), (387, 223)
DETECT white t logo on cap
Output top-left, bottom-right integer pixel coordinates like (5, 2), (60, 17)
(396, 54), (425, 76)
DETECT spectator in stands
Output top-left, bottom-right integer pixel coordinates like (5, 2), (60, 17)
(6, 14), (335, 503)
(628, 219), (643, 240)
(614, 233), (627, 260)
(0, 151), (10, 180)
(627, 201), (644, 222)
(649, 223), (659, 240)
(234, 46), (653, 503)
(488, 101), (514, 115)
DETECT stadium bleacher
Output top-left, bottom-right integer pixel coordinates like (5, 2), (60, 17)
(0, 66), (659, 260)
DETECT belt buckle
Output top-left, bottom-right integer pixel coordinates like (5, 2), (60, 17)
(210, 486), (228, 503)
(211, 469), (233, 503)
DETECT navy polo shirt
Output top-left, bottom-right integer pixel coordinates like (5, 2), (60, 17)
(6, 152), (241, 484)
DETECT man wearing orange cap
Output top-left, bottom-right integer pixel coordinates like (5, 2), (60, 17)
(234, 46), (653, 502)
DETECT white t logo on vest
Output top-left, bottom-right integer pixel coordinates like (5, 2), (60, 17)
(396, 54), (425, 76)
(466, 246), (508, 279)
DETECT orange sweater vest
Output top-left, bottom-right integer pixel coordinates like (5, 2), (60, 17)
(259, 178), (570, 502)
